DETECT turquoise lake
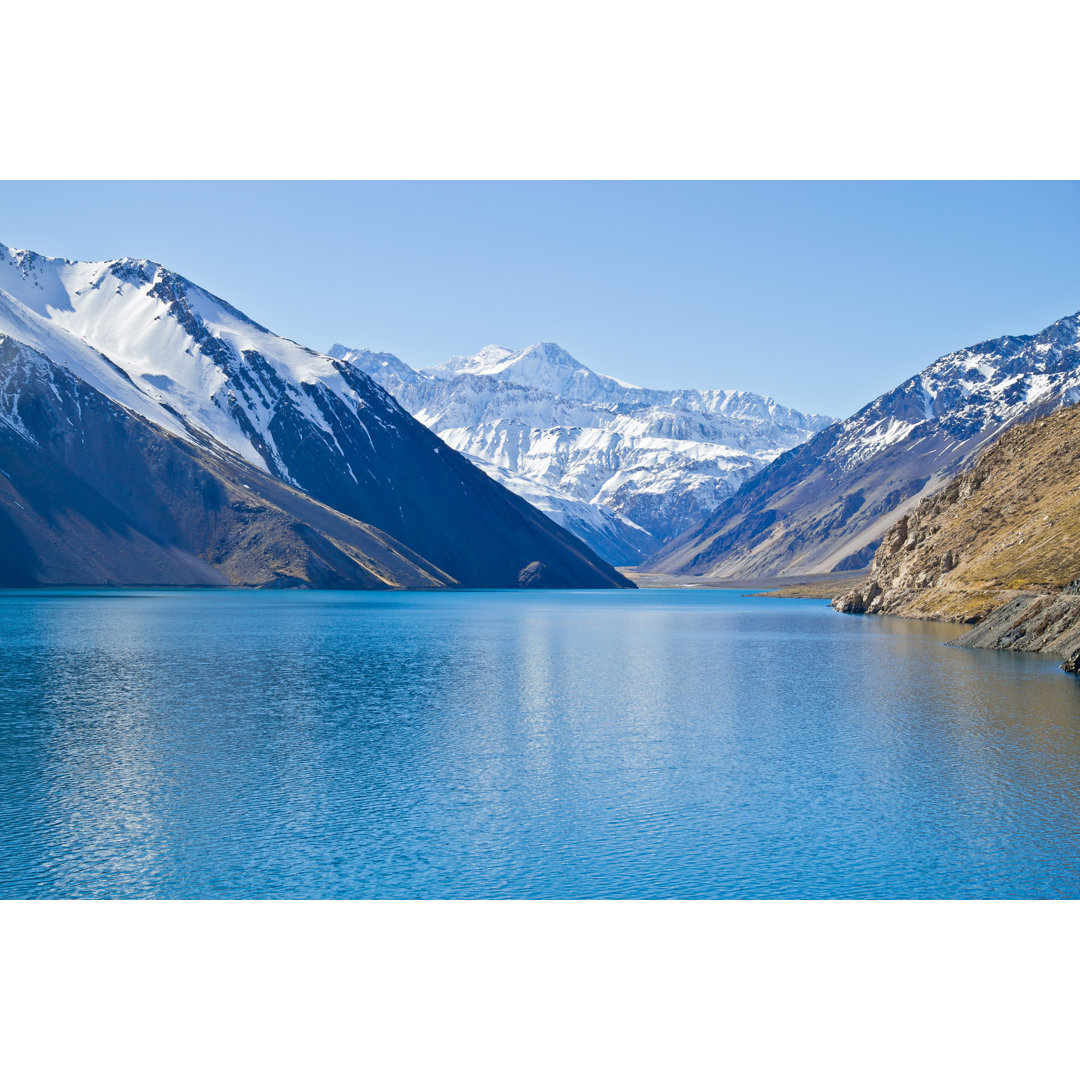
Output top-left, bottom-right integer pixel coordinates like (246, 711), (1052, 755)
(1, 587), (1078, 898)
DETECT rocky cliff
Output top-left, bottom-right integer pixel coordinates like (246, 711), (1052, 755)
(833, 400), (1080, 671)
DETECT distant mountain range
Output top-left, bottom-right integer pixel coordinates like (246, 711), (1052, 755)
(0, 244), (630, 589)
(6, 239), (1076, 595)
(329, 341), (832, 565)
(644, 311), (1080, 577)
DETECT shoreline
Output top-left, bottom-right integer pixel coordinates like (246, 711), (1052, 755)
(628, 566), (1080, 674)
(620, 569), (868, 593)
(834, 579), (1080, 675)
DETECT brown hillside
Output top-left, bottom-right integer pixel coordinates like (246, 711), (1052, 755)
(834, 399), (1080, 636)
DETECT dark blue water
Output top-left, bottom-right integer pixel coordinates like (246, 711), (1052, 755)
(1, 588), (1078, 898)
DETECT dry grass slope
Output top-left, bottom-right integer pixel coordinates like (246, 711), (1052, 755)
(834, 400), (1080, 665)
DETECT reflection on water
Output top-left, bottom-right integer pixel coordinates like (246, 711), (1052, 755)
(1, 589), (1078, 898)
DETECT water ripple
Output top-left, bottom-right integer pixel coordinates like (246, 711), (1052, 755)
(1, 589), (1079, 898)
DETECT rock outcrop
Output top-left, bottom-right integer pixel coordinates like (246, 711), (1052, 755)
(948, 595), (1080, 658)
(833, 401), (1080, 672)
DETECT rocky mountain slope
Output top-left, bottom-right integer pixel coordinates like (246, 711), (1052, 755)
(644, 311), (1080, 578)
(0, 244), (631, 589)
(833, 400), (1080, 670)
(0, 336), (456, 588)
(328, 341), (832, 565)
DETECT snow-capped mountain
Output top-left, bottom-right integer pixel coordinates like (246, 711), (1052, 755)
(645, 311), (1080, 578)
(328, 341), (833, 565)
(0, 243), (631, 589)
(0, 333), (458, 588)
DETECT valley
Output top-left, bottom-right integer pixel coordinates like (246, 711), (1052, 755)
(3, 239), (1080, 675)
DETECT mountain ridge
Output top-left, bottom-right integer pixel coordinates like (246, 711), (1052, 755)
(0, 334), (456, 588)
(643, 310), (1080, 578)
(330, 340), (832, 565)
(0, 243), (632, 590)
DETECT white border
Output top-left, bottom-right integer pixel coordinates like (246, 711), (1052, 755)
(4, 2), (1079, 179)
(4, 900), (1077, 1078)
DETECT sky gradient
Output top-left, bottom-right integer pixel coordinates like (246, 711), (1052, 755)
(2, 181), (1077, 417)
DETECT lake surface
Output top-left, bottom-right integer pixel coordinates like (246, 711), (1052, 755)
(1, 588), (1078, 899)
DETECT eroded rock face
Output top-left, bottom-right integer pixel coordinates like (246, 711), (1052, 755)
(830, 493), (988, 624)
(832, 400), (1080, 659)
(1062, 650), (1080, 674)
(952, 595), (1080, 658)
(832, 581), (883, 615)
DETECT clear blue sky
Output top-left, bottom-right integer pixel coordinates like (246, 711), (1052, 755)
(1, 181), (1076, 417)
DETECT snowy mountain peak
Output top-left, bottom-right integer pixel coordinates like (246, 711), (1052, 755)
(645, 307), (1080, 579)
(0, 242), (165, 301)
(481, 342), (589, 389)
(328, 343), (421, 385)
(833, 309), (1080, 467)
(0, 242), (631, 590)
(342, 338), (833, 564)
(427, 343), (521, 378)
(473, 343), (517, 365)
(0, 243), (390, 483)
(427, 340), (650, 399)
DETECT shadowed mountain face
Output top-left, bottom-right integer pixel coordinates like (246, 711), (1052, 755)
(0, 244), (632, 590)
(329, 342), (832, 566)
(0, 337), (459, 588)
(644, 312), (1080, 578)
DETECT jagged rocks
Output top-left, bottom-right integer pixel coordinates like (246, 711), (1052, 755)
(832, 581), (883, 615)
